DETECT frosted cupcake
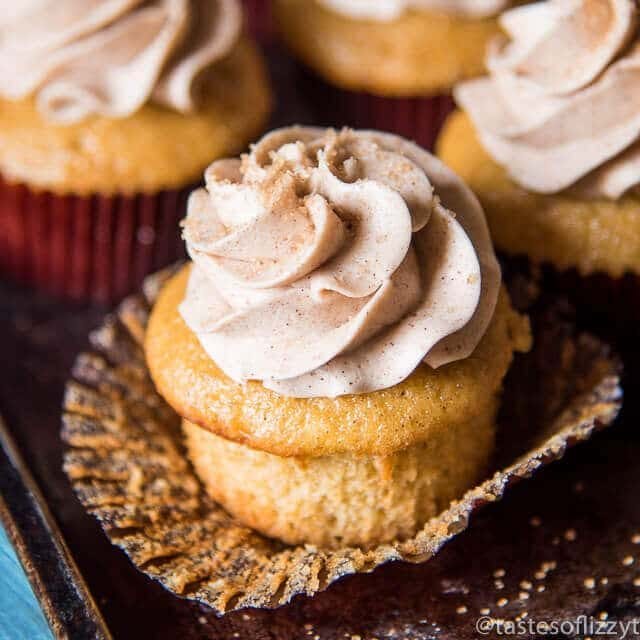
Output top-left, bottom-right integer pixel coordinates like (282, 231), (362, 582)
(0, 0), (271, 303)
(438, 0), (640, 308)
(145, 126), (531, 548)
(274, 0), (515, 149)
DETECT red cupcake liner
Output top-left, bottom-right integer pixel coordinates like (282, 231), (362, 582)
(0, 175), (190, 305)
(343, 91), (455, 151)
(241, 0), (273, 43)
(297, 69), (454, 151)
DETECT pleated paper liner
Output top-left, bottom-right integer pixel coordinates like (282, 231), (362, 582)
(61, 267), (622, 615)
(0, 175), (190, 305)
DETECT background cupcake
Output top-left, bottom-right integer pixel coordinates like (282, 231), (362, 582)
(274, 0), (514, 149)
(0, 0), (272, 304)
(438, 0), (640, 331)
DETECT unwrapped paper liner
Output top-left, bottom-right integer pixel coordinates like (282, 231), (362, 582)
(62, 266), (622, 615)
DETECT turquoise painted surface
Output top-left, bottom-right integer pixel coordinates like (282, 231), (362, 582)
(0, 526), (53, 640)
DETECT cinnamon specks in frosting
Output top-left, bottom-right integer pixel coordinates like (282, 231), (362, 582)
(0, 0), (242, 123)
(455, 0), (640, 199)
(180, 126), (500, 398)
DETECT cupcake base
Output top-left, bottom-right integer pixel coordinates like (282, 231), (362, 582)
(0, 176), (190, 304)
(274, 0), (500, 98)
(183, 400), (496, 549)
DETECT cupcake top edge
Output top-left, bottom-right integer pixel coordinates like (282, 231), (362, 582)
(0, 0), (242, 125)
(454, 0), (640, 199)
(315, 0), (511, 20)
(179, 126), (501, 399)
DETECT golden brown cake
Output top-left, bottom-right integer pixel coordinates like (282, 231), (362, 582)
(274, 0), (506, 97)
(182, 408), (497, 549)
(273, 0), (515, 150)
(439, 0), (640, 279)
(145, 126), (531, 549)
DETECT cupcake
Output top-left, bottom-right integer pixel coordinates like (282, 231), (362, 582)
(437, 0), (640, 324)
(145, 126), (531, 548)
(274, 0), (515, 149)
(0, 0), (272, 303)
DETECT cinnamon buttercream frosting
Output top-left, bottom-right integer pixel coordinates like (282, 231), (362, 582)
(455, 0), (640, 199)
(179, 127), (500, 398)
(316, 0), (510, 20)
(0, 0), (241, 124)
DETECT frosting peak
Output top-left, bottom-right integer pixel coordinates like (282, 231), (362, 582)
(180, 127), (500, 398)
(455, 0), (640, 198)
(316, 0), (510, 20)
(0, 0), (241, 124)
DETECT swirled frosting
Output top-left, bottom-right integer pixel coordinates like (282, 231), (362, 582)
(455, 0), (640, 199)
(316, 0), (510, 20)
(0, 0), (241, 124)
(180, 127), (500, 398)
